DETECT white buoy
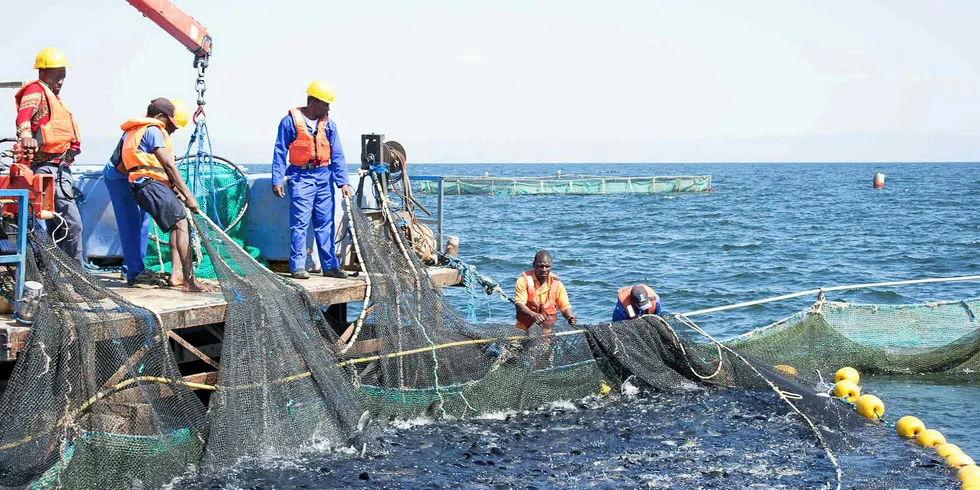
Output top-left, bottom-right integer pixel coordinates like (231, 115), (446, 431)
(873, 173), (885, 189)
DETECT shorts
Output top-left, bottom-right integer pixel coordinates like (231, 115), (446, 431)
(131, 178), (185, 233)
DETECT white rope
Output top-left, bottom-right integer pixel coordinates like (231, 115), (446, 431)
(679, 275), (980, 317)
(670, 315), (725, 380)
(50, 212), (69, 245)
(340, 195), (371, 354)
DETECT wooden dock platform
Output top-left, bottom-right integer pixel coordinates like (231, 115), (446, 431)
(0, 267), (462, 363)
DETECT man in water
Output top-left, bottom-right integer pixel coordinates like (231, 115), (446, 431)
(513, 249), (577, 335)
(612, 284), (662, 321)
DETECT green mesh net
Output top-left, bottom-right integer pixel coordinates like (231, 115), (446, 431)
(725, 298), (980, 377)
(0, 233), (207, 490)
(415, 175), (712, 196)
(144, 156), (261, 279)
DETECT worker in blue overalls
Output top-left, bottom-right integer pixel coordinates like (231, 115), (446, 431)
(271, 80), (351, 279)
(103, 98), (190, 287)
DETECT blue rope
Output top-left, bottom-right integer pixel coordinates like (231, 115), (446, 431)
(369, 162), (389, 175)
(438, 253), (502, 322)
(180, 117), (245, 232)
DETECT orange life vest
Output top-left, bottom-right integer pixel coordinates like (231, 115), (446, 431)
(516, 270), (560, 329)
(13, 81), (81, 155)
(118, 118), (173, 184)
(617, 284), (659, 319)
(287, 108), (331, 167)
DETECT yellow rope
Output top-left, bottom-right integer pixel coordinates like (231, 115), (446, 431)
(0, 375), (214, 451)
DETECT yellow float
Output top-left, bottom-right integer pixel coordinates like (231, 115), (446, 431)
(962, 465), (980, 482)
(916, 429), (946, 448)
(833, 380), (861, 403)
(773, 365), (798, 379)
(937, 443), (963, 458)
(895, 416), (926, 438)
(834, 366), (860, 385)
(599, 381), (612, 396)
(956, 465), (980, 481)
(946, 452), (976, 469)
(855, 394), (884, 420)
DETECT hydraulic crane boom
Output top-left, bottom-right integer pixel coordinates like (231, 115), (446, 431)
(124, 0), (212, 65)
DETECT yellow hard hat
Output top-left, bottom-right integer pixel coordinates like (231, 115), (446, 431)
(170, 99), (190, 129)
(33, 48), (69, 69)
(306, 80), (335, 104)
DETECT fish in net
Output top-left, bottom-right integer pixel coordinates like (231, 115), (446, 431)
(335, 202), (963, 489)
(0, 201), (969, 489)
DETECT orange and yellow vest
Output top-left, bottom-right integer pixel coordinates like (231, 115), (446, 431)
(516, 270), (560, 330)
(287, 108), (331, 166)
(13, 81), (81, 155)
(616, 284), (658, 319)
(118, 118), (173, 184)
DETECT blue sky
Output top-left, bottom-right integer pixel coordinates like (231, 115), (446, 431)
(2, 0), (979, 163)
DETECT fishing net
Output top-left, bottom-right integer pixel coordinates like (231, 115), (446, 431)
(145, 156), (260, 279)
(0, 233), (207, 490)
(726, 298), (980, 377)
(415, 175), (712, 196)
(0, 187), (968, 488)
(337, 201), (965, 488)
(189, 214), (368, 469)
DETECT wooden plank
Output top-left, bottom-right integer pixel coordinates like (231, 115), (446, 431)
(184, 371), (219, 387)
(0, 267), (462, 351)
(167, 330), (219, 369)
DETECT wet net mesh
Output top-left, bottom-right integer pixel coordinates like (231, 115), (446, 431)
(347, 206), (604, 419)
(145, 157), (260, 279)
(189, 214), (366, 469)
(337, 204), (965, 489)
(347, 206), (853, 427)
(726, 298), (980, 377)
(0, 201), (969, 488)
(0, 233), (206, 489)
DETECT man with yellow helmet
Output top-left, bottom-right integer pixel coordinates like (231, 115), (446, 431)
(13, 48), (84, 263)
(104, 98), (212, 292)
(271, 80), (351, 279)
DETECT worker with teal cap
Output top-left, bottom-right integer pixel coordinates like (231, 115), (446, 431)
(271, 80), (351, 279)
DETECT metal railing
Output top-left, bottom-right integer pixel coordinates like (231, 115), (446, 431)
(410, 176), (445, 249)
(0, 190), (29, 301)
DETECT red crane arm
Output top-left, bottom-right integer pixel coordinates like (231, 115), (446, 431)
(125, 0), (212, 60)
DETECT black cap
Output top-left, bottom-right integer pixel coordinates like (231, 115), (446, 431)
(631, 285), (653, 311)
(148, 97), (178, 127)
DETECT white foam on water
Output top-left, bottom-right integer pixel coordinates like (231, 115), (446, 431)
(540, 399), (578, 412)
(621, 379), (640, 397)
(390, 416), (436, 429)
(475, 409), (521, 420)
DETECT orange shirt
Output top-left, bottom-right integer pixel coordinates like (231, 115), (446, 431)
(513, 273), (571, 330)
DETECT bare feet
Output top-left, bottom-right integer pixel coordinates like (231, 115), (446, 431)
(183, 280), (219, 293)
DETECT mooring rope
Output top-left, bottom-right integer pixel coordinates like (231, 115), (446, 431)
(680, 275), (980, 317)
